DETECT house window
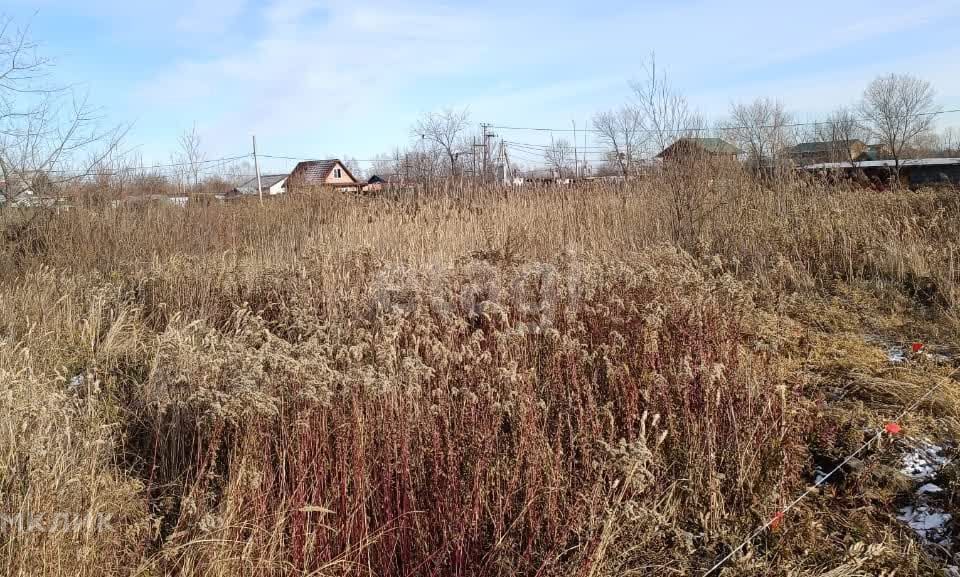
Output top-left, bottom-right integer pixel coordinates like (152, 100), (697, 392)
(334, 168), (342, 178)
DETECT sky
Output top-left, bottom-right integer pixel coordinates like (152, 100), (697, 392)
(5, 0), (960, 173)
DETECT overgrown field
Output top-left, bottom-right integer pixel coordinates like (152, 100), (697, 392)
(2, 170), (960, 575)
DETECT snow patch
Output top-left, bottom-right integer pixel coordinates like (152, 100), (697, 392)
(814, 465), (828, 485)
(898, 505), (952, 547)
(68, 374), (85, 390)
(918, 483), (944, 495)
(901, 440), (949, 480)
(897, 439), (954, 552)
(888, 347), (907, 364)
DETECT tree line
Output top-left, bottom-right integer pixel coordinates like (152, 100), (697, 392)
(2, 16), (956, 205)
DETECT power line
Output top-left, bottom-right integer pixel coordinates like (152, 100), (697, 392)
(504, 143), (614, 163)
(41, 153), (252, 175)
(259, 154), (393, 164)
(504, 140), (610, 151)
(505, 141), (610, 155)
(487, 107), (960, 136)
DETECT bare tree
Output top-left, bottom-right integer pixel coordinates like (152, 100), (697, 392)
(223, 158), (254, 187)
(544, 138), (574, 178)
(412, 108), (470, 178)
(369, 153), (395, 179)
(593, 105), (644, 178)
(804, 107), (868, 165)
(934, 127), (960, 157)
(340, 155), (361, 180)
(722, 98), (793, 169)
(859, 73), (939, 183)
(177, 122), (205, 190)
(631, 54), (701, 155)
(83, 142), (138, 204)
(0, 16), (123, 207)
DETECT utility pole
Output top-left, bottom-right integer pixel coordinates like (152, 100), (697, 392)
(472, 133), (486, 183)
(501, 142), (511, 185)
(584, 120), (589, 177)
(480, 123), (489, 183)
(572, 120), (579, 179)
(252, 135), (263, 203)
(479, 123), (497, 184)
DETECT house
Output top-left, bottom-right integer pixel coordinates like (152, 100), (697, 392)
(363, 174), (387, 193)
(656, 138), (741, 160)
(0, 179), (48, 208)
(0, 189), (40, 207)
(801, 157), (960, 188)
(786, 140), (867, 165)
(0, 177), (34, 204)
(288, 159), (360, 191)
(857, 144), (890, 162)
(234, 174), (289, 196)
(362, 174), (420, 194)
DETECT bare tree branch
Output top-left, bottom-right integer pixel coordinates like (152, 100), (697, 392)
(630, 53), (701, 155)
(412, 108), (470, 178)
(593, 105), (644, 178)
(801, 107), (868, 166)
(1, 15), (125, 207)
(177, 122), (205, 190)
(721, 98), (793, 169)
(859, 73), (939, 182)
(543, 137), (574, 178)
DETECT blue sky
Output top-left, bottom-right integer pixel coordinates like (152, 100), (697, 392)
(6, 0), (960, 172)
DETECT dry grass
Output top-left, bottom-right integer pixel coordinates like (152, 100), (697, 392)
(0, 165), (958, 575)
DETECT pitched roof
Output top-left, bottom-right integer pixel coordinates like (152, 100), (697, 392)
(236, 174), (288, 194)
(657, 138), (741, 157)
(290, 159), (357, 185)
(787, 140), (864, 155)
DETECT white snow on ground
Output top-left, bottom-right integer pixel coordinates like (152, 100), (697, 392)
(888, 347), (907, 364)
(901, 440), (949, 480)
(919, 483), (945, 495)
(880, 339), (955, 365)
(867, 336), (959, 564)
(898, 504), (953, 547)
(897, 439), (953, 550)
(814, 466), (828, 485)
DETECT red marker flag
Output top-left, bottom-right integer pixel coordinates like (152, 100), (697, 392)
(912, 343), (924, 353)
(771, 511), (785, 531)
(885, 422), (902, 435)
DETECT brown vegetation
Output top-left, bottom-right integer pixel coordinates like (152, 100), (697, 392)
(1, 165), (960, 575)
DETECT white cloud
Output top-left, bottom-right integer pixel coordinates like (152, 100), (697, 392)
(133, 0), (497, 157)
(76, 0), (960, 158)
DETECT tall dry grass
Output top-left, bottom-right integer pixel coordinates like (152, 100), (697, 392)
(0, 165), (956, 575)
(6, 163), (958, 308)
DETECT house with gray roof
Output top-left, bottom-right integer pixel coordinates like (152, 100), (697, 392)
(786, 140), (867, 165)
(656, 138), (742, 160)
(234, 174), (289, 196)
